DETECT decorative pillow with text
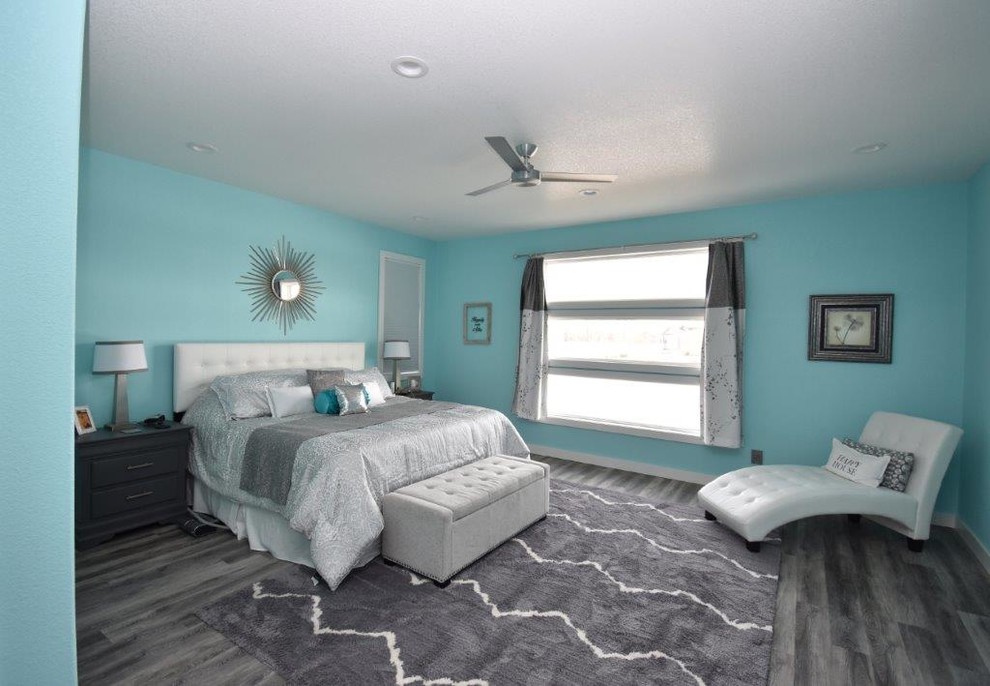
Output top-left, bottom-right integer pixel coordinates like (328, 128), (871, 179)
(824, 438), (890, 488)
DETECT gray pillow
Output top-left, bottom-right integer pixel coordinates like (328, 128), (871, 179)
(343, 367), (394, 398)
(210, 369), (307, 420)
(334, 384), (369, 415)
(841, 438), (915, 492)
(307, 368), (346, 396)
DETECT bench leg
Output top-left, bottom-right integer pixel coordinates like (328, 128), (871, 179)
(907, 538), (925, 553)
(746, 541), (761, 553)
(704, 510), (717, 521)
(847, 514), (862, 524)
(433, 579), (451, 589)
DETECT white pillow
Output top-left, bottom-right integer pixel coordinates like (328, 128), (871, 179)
(210, 369), (307, 419)
(824, 438), (890, 487)
(266, 385), (315, 419)
(343, 367), (394, 399)
(361, 381), (387, 408)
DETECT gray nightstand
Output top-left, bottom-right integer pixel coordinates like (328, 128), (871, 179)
(397, 389), (435, 401)
(75, 423), (193, 548)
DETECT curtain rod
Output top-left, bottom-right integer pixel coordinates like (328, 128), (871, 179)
(512, 232), (758, 260)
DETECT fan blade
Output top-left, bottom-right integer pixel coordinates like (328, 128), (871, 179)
(541, 172), (617, 183)
(485, 136), (527, 172)
(466, 179), (512, 196)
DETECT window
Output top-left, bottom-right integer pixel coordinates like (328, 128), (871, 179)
(378, 252), (425, 380)
(542, 245), (708, 441)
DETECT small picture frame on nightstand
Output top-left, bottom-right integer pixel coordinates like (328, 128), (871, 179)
(74, 406), (97, 435)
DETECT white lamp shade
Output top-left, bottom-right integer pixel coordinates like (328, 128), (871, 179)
(382, 340), (411, 360)
(93, 341), (148, 374)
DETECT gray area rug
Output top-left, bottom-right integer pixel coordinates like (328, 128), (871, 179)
(198, 480), (780, 685)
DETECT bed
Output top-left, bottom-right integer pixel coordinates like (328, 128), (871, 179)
(175, 342), (529, 589)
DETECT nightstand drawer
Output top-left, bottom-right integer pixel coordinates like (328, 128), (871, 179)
(90, 475), (180, 519)
(90, 446), (181, 488)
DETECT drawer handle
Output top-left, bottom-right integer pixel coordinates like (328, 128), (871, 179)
(126, 491), (154, 501)
(126, 462), (155, 471)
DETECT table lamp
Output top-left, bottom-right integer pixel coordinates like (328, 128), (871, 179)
(93, 340), (148, 431)
(382, 339), (411, 392)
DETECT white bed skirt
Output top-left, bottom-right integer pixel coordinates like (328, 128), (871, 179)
(191, 477), (317, 568)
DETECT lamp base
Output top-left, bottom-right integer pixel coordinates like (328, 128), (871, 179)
(108, 372), (135, 432)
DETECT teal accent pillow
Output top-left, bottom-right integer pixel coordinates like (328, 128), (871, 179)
(314, 386), (372, 415)
(314, 389), (340, 415)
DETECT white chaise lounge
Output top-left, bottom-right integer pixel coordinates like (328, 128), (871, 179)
(698, 412), (963, 552)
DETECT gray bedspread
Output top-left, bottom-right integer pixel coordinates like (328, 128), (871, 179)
(183, 392), (528, 589)
(241, 401), (458, 506)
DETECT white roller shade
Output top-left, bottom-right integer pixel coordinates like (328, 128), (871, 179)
(379, 252), (424, 376)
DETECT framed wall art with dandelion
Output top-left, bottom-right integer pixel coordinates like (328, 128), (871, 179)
(808, 294), (893, 363)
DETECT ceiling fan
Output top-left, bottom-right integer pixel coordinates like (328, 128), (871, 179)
(466, 136), (617, 196)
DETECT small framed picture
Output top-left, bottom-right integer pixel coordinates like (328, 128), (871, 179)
(809, 294), (894, 363)
(74, 406), (97, 435)
(463, 302), (492, 345)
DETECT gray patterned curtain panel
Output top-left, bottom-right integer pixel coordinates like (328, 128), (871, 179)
(512, 257), (547, 420)
(701, 241), (746, 447)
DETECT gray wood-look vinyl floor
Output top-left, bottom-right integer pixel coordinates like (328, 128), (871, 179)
(76, 456), (990, 685)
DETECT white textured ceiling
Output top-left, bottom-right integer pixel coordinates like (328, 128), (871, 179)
(83, 1), (990, 239)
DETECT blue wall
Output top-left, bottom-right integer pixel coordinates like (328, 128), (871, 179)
(0, 2), (85, 684)
(429, 184), (969, 514)
(962, 162), (990, 550)
(76, 149), (434, 424)
(74, 152), (980, 527)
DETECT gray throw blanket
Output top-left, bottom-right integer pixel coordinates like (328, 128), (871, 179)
(240, 400), (458, 505)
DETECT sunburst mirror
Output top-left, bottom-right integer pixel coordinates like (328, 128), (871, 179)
(236, 236), (325, 335)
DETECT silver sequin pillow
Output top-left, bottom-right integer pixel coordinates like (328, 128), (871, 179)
(841, 438), (915, 492)
(210, 369), (307, 420)
(343, 367), (394, 398)
(334, 384), (369, 415)
(307, 368), (346, 396)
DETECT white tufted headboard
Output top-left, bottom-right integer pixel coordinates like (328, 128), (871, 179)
(173, 342), (366, 413)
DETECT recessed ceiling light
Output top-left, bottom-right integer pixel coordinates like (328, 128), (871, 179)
(390, 56), (429, 79)
(186, 142), (218, 153)
(852, 143), (887, 154)
(579, 189), (599, 197)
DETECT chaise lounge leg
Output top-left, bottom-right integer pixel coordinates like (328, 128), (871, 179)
(746, 541), (761, 553)
(907, 538), (925, 553)
(704, 510), (717, 521)
(847, 514), (862, 523)
(434, 579), (451, 589)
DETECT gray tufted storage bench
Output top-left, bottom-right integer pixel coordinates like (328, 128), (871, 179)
(382, 455), (549, 586)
